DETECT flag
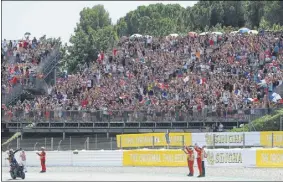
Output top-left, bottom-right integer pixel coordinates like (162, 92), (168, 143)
(257, 79), (267, 87)
(234, 89), (241, 96)
(245, 98), (258, 102)
(270, 92), (282, 103)
(183, 76), (189, 83)
(197, 78), (206, 85)
(162, 91), (168, 98)
(158, 83), (168, 90)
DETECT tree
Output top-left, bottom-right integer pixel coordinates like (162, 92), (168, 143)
(263, 1), (283, 26)
(244, 1), (265, 29)
(64, 1), (283, 73)
(68, 5), (116, 72)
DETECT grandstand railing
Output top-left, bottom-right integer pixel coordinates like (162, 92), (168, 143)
(37, 47), (60, 80)
(2, 108), (272, 124)
(2, 48), (60, 106)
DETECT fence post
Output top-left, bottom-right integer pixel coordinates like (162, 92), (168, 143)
(34, 142), (38, 151)
(95, 134), (98, 150)
(271, 132), (274, 148)
(70, 136), (72, 151)
(110, 137), (113, 150)
(51, 137), (54, 151)
(243, 133), (245, 149)
(87, 137), (89, 150)
(16, 137), (20, 149)
(213, 134), (216, 149)
(182, 135), (185, 147)
(152, 136), (155, 149)
(119, 136), (122, 149)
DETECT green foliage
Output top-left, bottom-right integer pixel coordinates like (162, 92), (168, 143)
(64, 1), (283, 72)
(67, 5), (117, 72)
(230, 109), (283, 132)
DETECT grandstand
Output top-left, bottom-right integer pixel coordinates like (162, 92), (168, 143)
(2, 31), (283, 151)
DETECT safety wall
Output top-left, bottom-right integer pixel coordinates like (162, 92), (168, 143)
(2, 150), (123, 167)
(116, 131), (283, 148)
(122, 149), (255, 167)
(123, 148), (283, 168)
(2, 149), (282, 168)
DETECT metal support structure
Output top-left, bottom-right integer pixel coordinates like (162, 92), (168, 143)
(16, 137), (20, 149)
(51, 137), (54, 151)
(57, 140), (62, 151)
(95, 134), (98, 150)
(152, 136), (155, 149)
(70, 136), (72, 151)
(87, 137), (89, 150)
(34, 142), (38, 151)
(119, 136), (122, 149)
(271, 133), (274, 148)
(110, 137), (113, 150)
(84, 137), (89, 150)
(63, 132), (65, 140)
(182, 135), (185, 147)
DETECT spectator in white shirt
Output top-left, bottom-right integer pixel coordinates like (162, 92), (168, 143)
(20, 150), (27, 172)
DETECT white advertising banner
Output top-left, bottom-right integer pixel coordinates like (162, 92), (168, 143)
(204, 149), (252, 167)
(192, 132), (261, 147)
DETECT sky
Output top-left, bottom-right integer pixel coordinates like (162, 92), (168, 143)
(2, 1), (197, 44)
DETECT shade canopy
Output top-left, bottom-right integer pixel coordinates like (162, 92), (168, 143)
(169, 33), (179, 37)
(248, 30), (258, 35)
(239, 27), (250, 33)
(211, 32), (223, 35)
(199, 32), (209, 36)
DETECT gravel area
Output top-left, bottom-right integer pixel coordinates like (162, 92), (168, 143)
(2, 166), (283, 181)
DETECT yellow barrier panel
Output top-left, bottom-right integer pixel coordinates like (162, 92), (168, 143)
(123, 150), (187, 167)
(256, 149), (283, 167)
(116, 133), (192, 148)
(260, 131), (283, 147)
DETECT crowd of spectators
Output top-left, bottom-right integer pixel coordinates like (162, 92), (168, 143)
(1, 36), (56, 101)
(2, 31), (283, 122)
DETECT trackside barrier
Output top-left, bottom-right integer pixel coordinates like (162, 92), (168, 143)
(2, 149), (282, 168)
(2, 150), (123, 167)
(117, 132), (283, 148)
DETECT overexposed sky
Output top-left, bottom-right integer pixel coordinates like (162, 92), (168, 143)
(2, 1), (197, 44)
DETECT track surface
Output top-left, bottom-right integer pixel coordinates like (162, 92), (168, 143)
(1, 166), (283, 181)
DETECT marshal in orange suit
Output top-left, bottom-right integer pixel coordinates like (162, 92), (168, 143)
(36, 147), (46, 173)
(183, 146), (194, 176)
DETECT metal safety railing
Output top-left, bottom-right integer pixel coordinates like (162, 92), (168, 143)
(3, 132), (282, 152)
(1, 108), (273, 124)
(1, 47), (60, 106)
(2, 135), (117, 151)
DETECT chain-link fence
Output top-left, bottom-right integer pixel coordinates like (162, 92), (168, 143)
(2, 135), (117, 152)
(3, 132), (282, 152)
